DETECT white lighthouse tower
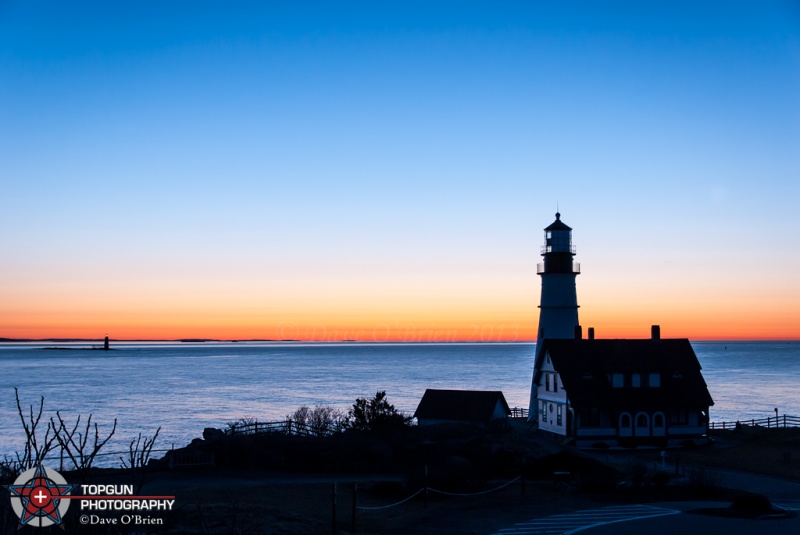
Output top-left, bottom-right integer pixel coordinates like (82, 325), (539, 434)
(529, 212), (580, 419)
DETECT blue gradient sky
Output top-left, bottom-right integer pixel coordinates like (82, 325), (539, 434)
(1, 2), (799, 339)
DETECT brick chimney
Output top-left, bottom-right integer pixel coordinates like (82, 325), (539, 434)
(588, 327), (595, 340)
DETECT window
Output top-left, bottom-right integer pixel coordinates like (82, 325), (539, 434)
(620, 413), (632, 428)
(556, 405), (563, 426)
(541, 400), (547, 421)
(611, 373), (624, 388)
(632, 374), (641, 388)
(637, 413), (648, 428)
(648, 373), (660, 387)
(670, 409), (688, 425)
(654, 413), (664, 427)
(543, 373), (558, 392)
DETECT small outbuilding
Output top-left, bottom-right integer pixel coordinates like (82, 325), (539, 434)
(414, 389), (511, 427)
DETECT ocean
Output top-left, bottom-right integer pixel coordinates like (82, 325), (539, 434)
(0, 341), (798, 465)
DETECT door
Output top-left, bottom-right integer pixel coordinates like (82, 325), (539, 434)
(635, 412), (650, 437)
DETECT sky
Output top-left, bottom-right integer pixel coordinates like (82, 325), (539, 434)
(1, 2), (799, 341)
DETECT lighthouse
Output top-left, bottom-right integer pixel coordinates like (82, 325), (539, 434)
(529, 212), (580, 419)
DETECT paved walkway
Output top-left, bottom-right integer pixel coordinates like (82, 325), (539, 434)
(491, 504), (680, 535)
(492, 467), (800, 534)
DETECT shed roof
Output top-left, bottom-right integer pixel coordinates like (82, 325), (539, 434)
(414, 389), (511, 422)
(536, 338), (714, 411)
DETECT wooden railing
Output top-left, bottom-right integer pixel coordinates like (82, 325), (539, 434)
(709, 414), (800, 430)
(509, 407), (529, 419)
(224, 419), (333, 437)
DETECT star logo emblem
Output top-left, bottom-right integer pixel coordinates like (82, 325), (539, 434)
(6, 465), (73, 529)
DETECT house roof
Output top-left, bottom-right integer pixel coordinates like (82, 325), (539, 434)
(414, 389), (511, 422)
(536, 338), (714, 411)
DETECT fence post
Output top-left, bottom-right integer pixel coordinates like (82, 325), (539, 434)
(331, 482), (337, 535)
(424, 465), (429, 509)
(352, 482), (358, 533)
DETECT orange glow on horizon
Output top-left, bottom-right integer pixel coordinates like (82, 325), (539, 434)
(2, 269), (798, 342)
(2, 314), (798, 342)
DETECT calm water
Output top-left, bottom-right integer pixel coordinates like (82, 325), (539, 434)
(0, 341), (798, 464)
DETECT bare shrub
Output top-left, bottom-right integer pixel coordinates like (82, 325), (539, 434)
(120, 427), (161, 494)
(51, 411), (117, 483)
(287, 405), (346, 436)
(11, 388), (58, 474)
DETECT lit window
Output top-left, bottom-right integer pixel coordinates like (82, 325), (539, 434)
(632, 374), (641, 388)
(611, 373), (624, 388)
(649, 373), (661, 387)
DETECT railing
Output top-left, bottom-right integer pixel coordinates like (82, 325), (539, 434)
(540, 245), (577, 255)
(509, 407), (529, 418)
(709, 414), (800, 430)
(224, 419), (333, 437)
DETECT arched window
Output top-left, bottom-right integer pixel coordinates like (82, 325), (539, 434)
(637, 413), (648, 427)
(654, 413), (664, 427)
(620, 413), (631, 427)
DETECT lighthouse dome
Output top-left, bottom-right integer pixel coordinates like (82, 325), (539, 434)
(544, 212), (572, 232)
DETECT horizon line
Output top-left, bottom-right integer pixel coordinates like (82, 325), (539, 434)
(2, 337), (798, 343)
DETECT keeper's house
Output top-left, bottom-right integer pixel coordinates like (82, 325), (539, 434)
(534, 325), (714, 447)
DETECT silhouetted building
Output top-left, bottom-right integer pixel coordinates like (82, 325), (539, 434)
(528, 213), (580, 420)
(533, 325), (714, 447)
(414, 389), (511, 427)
